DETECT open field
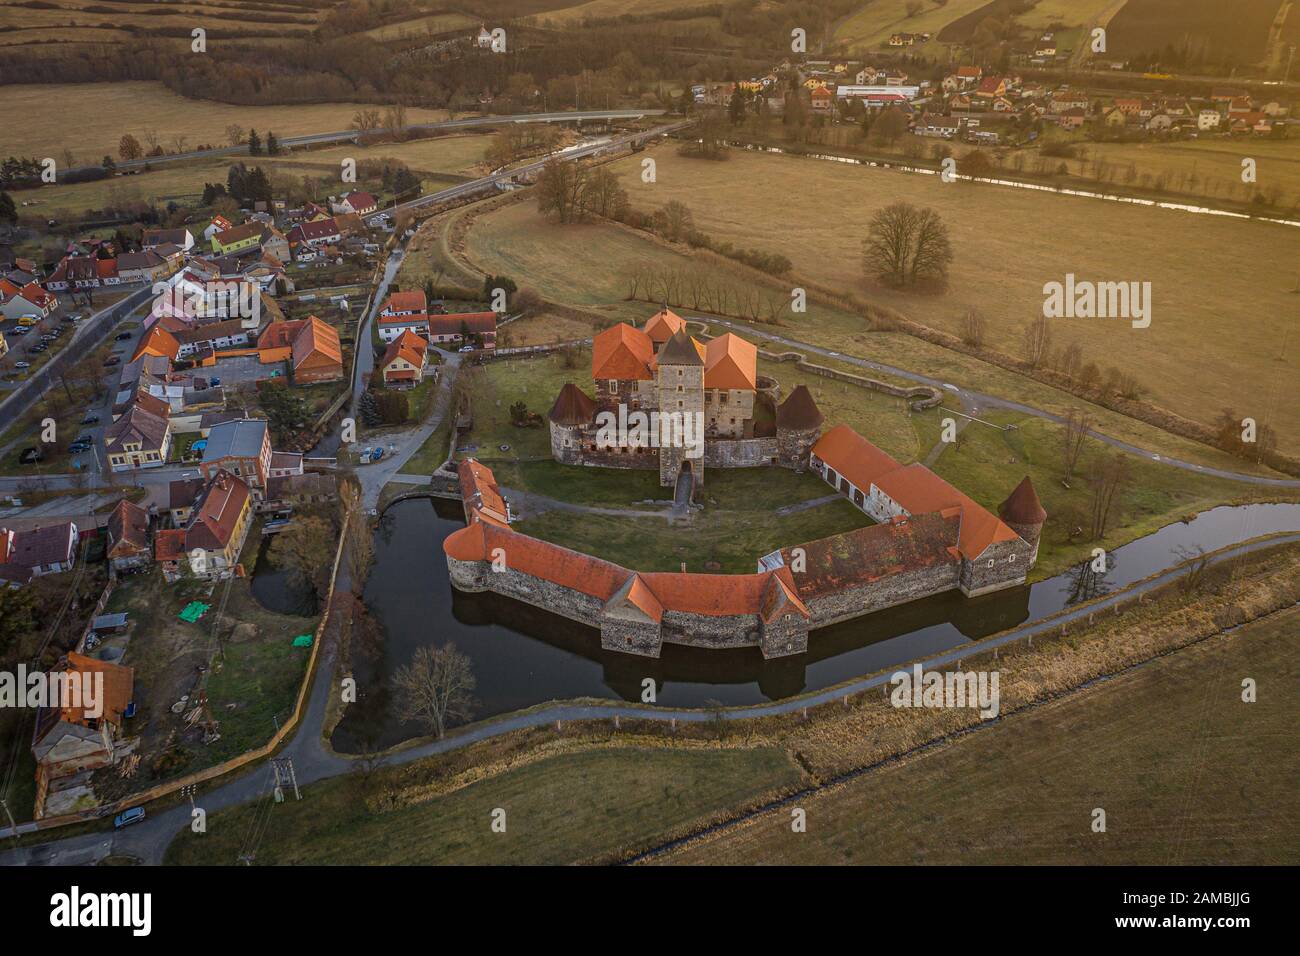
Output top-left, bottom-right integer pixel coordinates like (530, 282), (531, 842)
(0, 82), (452, 166)
(1106, 0), (1285, 63)
(461, 194), (1294, 477)
(527, 0), (720, 25)
(17, 134), (489, 215)
(834, 0), (988, 50)
(361, 12), (478, 40)
(1013, 0), (1126, 30)
(604, 146), (1300, 454)
(658, 605), (1300, 865)
(165, 746), (802, 865)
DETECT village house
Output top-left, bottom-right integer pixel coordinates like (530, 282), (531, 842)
(167, 469), (254, 579)
(105, 396), (171, 471)
(0, 279), (58, 320)
(377, 290), (430, 342)
(379, 329), (429, 386)
(30, 652), (134, 818)
(142, 227), (195, 253)
(0, 521), (80, 585)
(105, 499), (152, 571)
(199, 418), (272, 500)
(428, 311), (497, 349)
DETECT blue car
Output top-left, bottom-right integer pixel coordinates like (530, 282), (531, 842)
(113, 806), (146, 829)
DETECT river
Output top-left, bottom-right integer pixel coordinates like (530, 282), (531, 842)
(330, 496), (1300, 751)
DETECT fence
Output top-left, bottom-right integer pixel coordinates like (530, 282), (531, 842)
(16, 516), (349, 832)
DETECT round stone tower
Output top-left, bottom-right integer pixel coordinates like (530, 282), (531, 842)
(775, 384), (825, 471)
(547, 383), (596, 465)
(999, 476), (1047, 564)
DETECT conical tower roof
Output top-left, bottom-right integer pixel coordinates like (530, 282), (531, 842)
(548, 383), (596, 425)
(776, 384), (824, 430)
(999, 476), (1047, 524)
(656, 327), (704, 367)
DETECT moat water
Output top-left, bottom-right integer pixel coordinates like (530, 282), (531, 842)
(331, 496), (1300, 751)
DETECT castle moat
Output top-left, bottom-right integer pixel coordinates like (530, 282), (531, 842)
(331, 496), (1300, 752)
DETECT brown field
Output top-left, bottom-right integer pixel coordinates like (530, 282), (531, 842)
(527, 0), (722, 25)
(605, 146), (1300, 454)
(15, 134), (487, 216)
(458, 196), (1293, 476)
(1107, 0), (1285, 64)
(835, 0), (990, 50)
(0, 7), (314, 34)
(1, 82), (452, 163)
(361, 12), (478, 40)
(656, 605), (1300, 865)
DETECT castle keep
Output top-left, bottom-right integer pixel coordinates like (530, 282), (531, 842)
(547, 308), (821, 489)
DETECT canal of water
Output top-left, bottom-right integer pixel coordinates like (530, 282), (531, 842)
(331, 496), (1300, 751)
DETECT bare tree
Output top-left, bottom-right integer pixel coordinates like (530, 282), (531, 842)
(864, 201), (952, 287)
(1061, 408), (1092, 484)
(351, 108), (383, 136)
(392, 643), (476, 739)
(385, 102), (409, 141)
(960, 307), (985, 347)
(535, 158), (585, 223)
(225, 124), (245, 147)
(1022, 315), (1052, 367)
(1088, 452), (1131, 541)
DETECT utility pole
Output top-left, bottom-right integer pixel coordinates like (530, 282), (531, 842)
(0, 797), (19, 850)
(270, 757), (300, 802)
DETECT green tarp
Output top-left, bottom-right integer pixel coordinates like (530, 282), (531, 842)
(292, 634), (313, 648)
(178, 602), (211, 623)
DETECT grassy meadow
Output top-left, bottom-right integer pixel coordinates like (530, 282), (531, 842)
(165, 746), (803, 865)
(603, 146), (1300, 455)
(657, 605), (1300, 865)
(458, 196), (1292, 478)
(1, 82), (452, 165)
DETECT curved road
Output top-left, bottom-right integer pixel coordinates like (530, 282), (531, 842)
(704, 316), (1300, 488)
(3, 528), (1296, 865)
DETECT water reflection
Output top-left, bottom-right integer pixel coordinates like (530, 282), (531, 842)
(332, 496), (1300, 751)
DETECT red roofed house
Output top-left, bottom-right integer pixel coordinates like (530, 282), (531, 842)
(180, 470), (254, 579)
(378, 290), (429, 343)
(31, 651), (135, 817)
(427, 311), (497, 349)
(379, 329), (429, 386)
(106, 498), (152, 571)
(290, 315), (344, 383)
(0, 280), (58, 320)
(0, 521), (80, 583)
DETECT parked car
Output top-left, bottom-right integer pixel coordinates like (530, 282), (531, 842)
(14, 361), (30, 370)
(81, 414), (100, 425)
(115, 332), (132, 341)
(103, 356), (120, 367)
(19, 447), (42, 464)
(75, 433), (93, 444)
(8, 326), (27, 336)
(458, 345), (474, 353)
(113, 807), (146, 829)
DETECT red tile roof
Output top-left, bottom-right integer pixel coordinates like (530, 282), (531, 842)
(592, 323), (655, 380)
(703, 332), (757, 390)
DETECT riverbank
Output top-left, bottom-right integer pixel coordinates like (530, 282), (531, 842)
(165, 538), (1300, 864)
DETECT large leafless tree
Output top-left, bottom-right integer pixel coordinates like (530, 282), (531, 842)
(392, 644), (476, 739)
(863, 201), (952, 287)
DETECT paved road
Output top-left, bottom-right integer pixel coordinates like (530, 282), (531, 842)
(3, 527), (1294, 865)
(704, 316), (1300, 489)
(61, 110), (669, 177)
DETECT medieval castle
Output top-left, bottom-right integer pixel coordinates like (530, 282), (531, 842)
(445, 308), (1047, 660)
